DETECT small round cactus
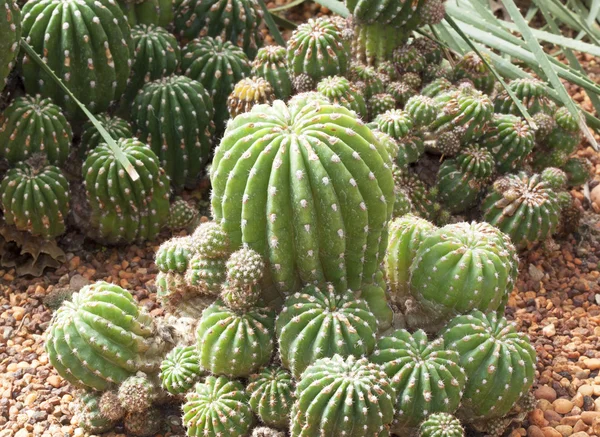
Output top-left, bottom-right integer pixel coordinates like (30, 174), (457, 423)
(80, 114), (132, 158)
(247, 367), (294, 429)
(394, 45), (427, 74)
(541, 167), (568, 190)
(220, 281), (262, 311)
(252, 45), (292, 100)
(420, 0), (446, 24)
(1, 0), (20, 89)
(412, 37), (443, 65)
(117, 374), (155, 413)
(348, 63), (385, 99)
(185, 255), (227, 295)
(401, 72), (422, 90)
(226, 247), (265, 286)
(77, 391), (116, 434)
(481, 114), (535, 174)
(435, 130), (463, 157)
(544, 107), (582, 156)
(99, 391), (125, 422)
(123, 407), (162, 436)
(191, 221), (230, 258)
(369, 93), (397, 120)
(290, 355), (395, 437)
(167, 197), (199, 231)
(405, 95), (439, 127)
(419, 413), (465, 437)
(291, 73), (316, 93)
(160, 345), (201, 395)
(421, 77), (454, 98)
(316, 76), (368, 119)
(375, 109), (414, 141)
(453, 52), (495, 95)
(563, 157), (593, 186)
(156, 236), (195, 273)
(386, 81), (417, 108)
(494, 78), (554, 116)
(532, 112), (556, 141)
(228, 76), (275, 118)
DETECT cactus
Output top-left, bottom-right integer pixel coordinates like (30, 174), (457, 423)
(220, 281), (262, 311)
(482, 172), (562, 248)
(45, 282), (169, 391)
(316, 76), (368, 119)
(276, 284), (377, 379)
(174, 0), (263, 58)
(369, 93), (397, 120)
(436, 145), (495, 213)
(540, 167), (568, 190)
(0, 161), (70, 239)
(99, 391), (125, 421)
(287, 17), (349, 83)
(80, 114), (132, 158)
(185, 255), (227, 295)
(532, 112), (555, 141)
(420, 0), (446, 24)
(371, 329), (466, 431)
(480, 114), (535, 174)
(290, 354), (395, 437)
(182, 375), (254, 437)
(419, 413), (465, 437)
(196, 301), (275, 377)
(412, 37), (443, 65)
(156, 236), (195, 273)
(494, 78), (554, 116)
(226, 247), (264, 286)
(160, 345), (201, 395)
(21, 0), (132, 118)
(394, 45), (427, 74)
(393, 169), (443, 222)
(247, 367), (294, 429)
(544, 107), (582, 154)
(405, 95), (439, 127)
(351, 23), (407, 67)
(386, 81), (417, 108)
(210, 99), (395, 301)
(0, 95), (72, 166)
(167, 197), (199, 231)
(1, 0), (20, 89)
(118, 374), (155, 413)
(349, 63), (385, 99)
(291, 74), (316, 94)
(562, 157), (593, 186)
(77, 391), (116, 434)
(359, 269), (394, 333)
(252, 45), (292, 100)
(123, 407), (162, 436)
(191, 221), (230, 258)
(156, 271), (215, 318)
(228, 76), (276, 118)
(393, 187), (413, 217)
(453, 52), (495, 95)
(442, 311), (536, 420)
(118, 0), (173, 28)
(181, 37), (251, 130)
(253, 428), (286, 437)
(375, 109), (414, 141)
(83, 138), (170, 244)
(401, 72), (422, 90)
(131, 76), (214, 190)
(421, 77), (454, 98)
(434, 130), (463, 158)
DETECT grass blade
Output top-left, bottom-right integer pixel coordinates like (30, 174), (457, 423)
(256, 0), (287, 46)
(312, 0), (350, 17)
(269, 0), (306, 12)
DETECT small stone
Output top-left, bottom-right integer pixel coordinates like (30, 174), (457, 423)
(572, 393), (584, 408)
(573, 421), (588, 433)
(542, 427), (562, 437)
(545, 409), (563, 425)
(537, 386), (558, 402)
(555, 425), (573, 437)
(581, 411), (600, 425)
(539, 399), (554, 411)
(531, 409), (550, 427)
(528, 425), (545, 437)
(578, 385), (593, 397)
(583, 359), (600, 370)
(554, 399), (575, 414)
(569, 433), (589, 437)
(24, 392), (38, 406)
(47, 375), (62, 388)
(543, 323), (556, 337)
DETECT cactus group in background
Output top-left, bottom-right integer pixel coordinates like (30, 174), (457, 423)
(118, 0), (173, 28)
(0, 0), (20, 89)
(228, 76), (276, 118)
(80, 114), (132, 158)
(419, 413), (465, 437)
(252, 46), (292, 100)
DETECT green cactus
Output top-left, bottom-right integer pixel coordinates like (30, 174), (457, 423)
(420, 0), (446, 24)
(21, 0), (132, 118)
(228, 76), (276, 118)
(124, 407), (162, 436)
(167, 197), (199, 231)
(196, 301), (275, 377)
(45, 282), (169, 391)
(290, 354), (396, 437)
(118, 0), (173, 28)
(118, 374), (155, 413)
(421, 77), (454, 98)
(276, 284), (377, 379)
(544, 107), (582, 155)
(316, 76), (368, 119)
(393, 186), (413, 217)
(349, 63), (385, 99)
(185, 255), (227, 295)
(394, 45), (427, 74)
(412, 37), (443, 65)
(226, 247), (264, 286)
(401, 72), (422, 89)
(1, 0), (20, 90)
(252, 428), (286, 437)
(0, 161), (70, 239)
(453, 52), (495, 95)
(77, 391), (116, 434)
(540, 167), (568, 190)
(181, 37), (251, 130)
(351, 23), (407, 67)
(160, 345), (201, 395)
(247, 367), (294, 429)
(405, 95), (439, 127)
(563, 157), (593, 186)
(0, 95), (72, 166)
(210, 99), (395, 301)
(442, 311), (537, 420)
(182, 375), (254, 437)
(386, 81), (417, 108)
(155, 236), (195, 273)
(369, 93), (397, 120)
(83, 138), (170, 244)
(375, 109), (414, 141)
(434, 130), (463, 158)
(480, 114), (535, 174)
(191, 221), (231, 258)
(220, 281), (262, 312)
(378, 60), (399, 81)
(393, 169), (443, 223)
(359, 269), (394, 333)
(291, 74), (316, 94)
(532, 112), (556, 141)
(131, 76), (214, 190)
(80, 114), (132, 158)
(252, 45), (292, 100)
(156, 271), (215, 318)
(99, 391), (125, 422)
(174, 0), (263, 58)
(494, 78), (555, 116)
(419, 413), (465, 437)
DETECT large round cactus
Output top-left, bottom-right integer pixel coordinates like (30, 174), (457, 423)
(1, 0), (20, 89)
(252, 45), (292, 100)
(0, 160), (70, 239)
(21, 0), (132, 118)
(80, 114), (132, 158)
(45, 282), (168, 391)
(442, 311), (537, 420)
(291, 354), (396, 437)
(82, 138), (170, 244)
(210, 99), (395, 303)
(0, 95), (72, 166)
(247, 367), (294, 429)
(480, 114), (535, 174)
(131, 76), (214, 190)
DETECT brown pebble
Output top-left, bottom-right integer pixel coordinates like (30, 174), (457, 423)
(578, 385), (593, 397)
(542, 427), (562, 437)
(545, 409), (563, 425)
(572, 393), (584, 409)
(528, 425), (546, 437)
(581, 411), (600, 425)
(569, 433), (589, 437)
(555, 425), (573, 437)
(554, 399), (575, 414)
(573, 420), (588, 433)
(537, 386), (558, 402)
(47, 375), (62, 388)
(583, 359), (600, 370)
(531, 409), (551, 427)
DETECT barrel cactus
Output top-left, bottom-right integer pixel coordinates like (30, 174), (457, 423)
(80, 114), (132, 158)
(442, 311), (536, 420)
(117, 374), (155, 413)
(185, 255), (227, 295)
(563, 157), (593, 186)
(0, 95), (72, 166)
(480, 114), (535, 174)
(155, 236), (195, 273)
(316, 76), (368, 119)
(369, 93), (397, 120)
(131, 76), (214, 190)
(386, 81), (417, 108)
(123, 407), (162, 437)
(45, 282), (169, 391)
(348, 63), (385, 99)
(167, 197), (199, 231)
(375, 109), (414, 142)
(540, 167), (568, 190)
(1, 0), (20, 89)
(228, 76), (276, 118)
(247, 367), (294, 429)
(159, 345), (201, 395)
(252, 45), (292, 100)
(0, 160), (70, 239)
(21, 0), (132, 118)
(191, 221), (230, 258)
(419, 413), (465, 437)
(405, 95), (439, 127)
(453, 52), (495, 95)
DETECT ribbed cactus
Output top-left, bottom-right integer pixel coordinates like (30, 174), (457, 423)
(182, 376), (254, 437)
(131, 76), (214, 190)
(80, 114), (132, 158)
(563, 157), (593, 186)
(375, 109), (414, 142)
(247, 367), (294, 429)
(181, 37), (251, 130)
(228, 76), (276, 118)
(174, 0), (263, 58)
(83, 138), (170, 244)
(494, 78), (554, 116)
(369, 93), (397, 120)
(481, 114), (535, 174)
(118, 374), (155, 413)
(185, 255), (227, 295)
(0, 0), (20, 89)
(393, 169), (444, 223)
(442, 311), (536, 420)
(252, 45), (292, 100)
(156, 271), (214, 318)
(196, 301), (275, 377)
(349, 63), (385, 99)
(21, 0), (132, 118)
(394, 45), (427, 74)
(77, 392), (116, 434)
(290, 354), (396, 437)
(316, 76), (368, 119)
(386, 81), (417, 108)
(118, 0), (173, 27)
(482, 172), (562, 248)
(412, 37), (443, 65)
(123, 407), (162, 436)
(276, 284), (377, 379)
(371, 329), (466, 431)
(160, 345), (201, 395)
(0, 161), (70, 239)
(45, 282), (169, 391)
(405, 95), (439, 127)
(99, 391), (125, 422)
(0, 95), (72, 166)
(210, 99), (395, 302)
(544, 107), (581, 154)
(540, 167), (568, 190)
(453, 52), (495, 95)
(221, 247), (265, 311)
(359, 269), (394, 333)
(167, 197), (199, 231)
(156, 236), (194, 273)
(192, 221), (231, 258)
(253, 428), (286, 437)
(419, 413), (465, 437)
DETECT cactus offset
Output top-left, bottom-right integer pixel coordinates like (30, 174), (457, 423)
(77, 391), (116, 434)
(349, 63), (385, 99)
(386, 81), (417, 108)
(160, 345), (201, 394)
(369, 93), (397, 120)
(252, 45), (292, 100)
(563, 157), (593, 186)
(191, 221), (230, 259)
(117, 374), (155, 413)
(453, 52), (495, 95)
(247, 367), (294, 429)
(494, 78), (554, 116)
(405, 95), (439, 127)
(480, 114), (534, 174)
(167, 197), (199, 231)
(99, 391), (125, 422)
(228, 76), (276, 118)
(316, 76), (368, 119)
(419, 413), (465, 437)
(185, 256), (227, 295)
(156, 236), (195, 273)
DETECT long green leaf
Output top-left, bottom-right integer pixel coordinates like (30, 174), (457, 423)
(270, 12), (298, 30)
(19, 40), (139, 180)
(312, 0), (350, 17)
(256, 0), (286, 46)
(269, 0), (306, 12)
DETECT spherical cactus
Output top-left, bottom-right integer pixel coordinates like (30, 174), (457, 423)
(563, 157), (593, 186)
(77, 391), (116, 434)
(421, 78), (454, 98)
(80, 114), (132, 158)
(453, 52), (495, 95)
(1, 0), (20, 89)
(541, 167), (568, 190)
(482, 172), (562, 248)
(117, 374), (155, 413)
(99, 391), (125, 422)
(419, 413), (465, 437)
(384, 214), (436, 305)
(494, 78), (554, 116)
(167, 197), (199, 231)
(247, 367), (294, 429)
(182, 375), (254, 437)
(401, 72), (422, 89)
(181, 36), (251, 130)
(291, 73), (316, 94)
(420, 0), (446, 24)
(123, 407), (162, 436)
(196, 301), (275, 377)
(369, 93), (397, 120)
(544, 107), (582, 155)
(276, 284), (378, 379)
(394, 45), (427, 74)
(398, 132), (426, 164)
(220, 281), (262, 311)
(21, 0), (132, 118)
(442, 311), (537, 420)
(481, 114), (535, 174)
(409, 222), (518, 327)
(394, 169), (443, 223)
(83, 138), (170, 244)
(191, 221), (230, 258)
(435, 129), (463, 158)
(185, 255), (227, 295)
(45, 282), (167, 391)
(160, 345), (201, 395)
(349, 63), (385, 99)
(156, 271), (215, 318)
(358, 269), (394, 333)
(532, 112), (556, 141)
(378, 61), (399, 81)
(375, 109), (414, 141)
(287, 17), (349, 83)
(226, 247), (265, 285)
(228, 76), (275, 118)
(316, 76), (368, 119)
(405, 95), (439, 127)
(386, 81), (417, 108)
(290, 354), (395, 437)
(252, 45), (292, 100)
(131, 76), (214, 190)
(174, 0), (263, 58)
(210, 99), (395, 302)
(412, 37), (443, 65)
(156, 236), (194, 273)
